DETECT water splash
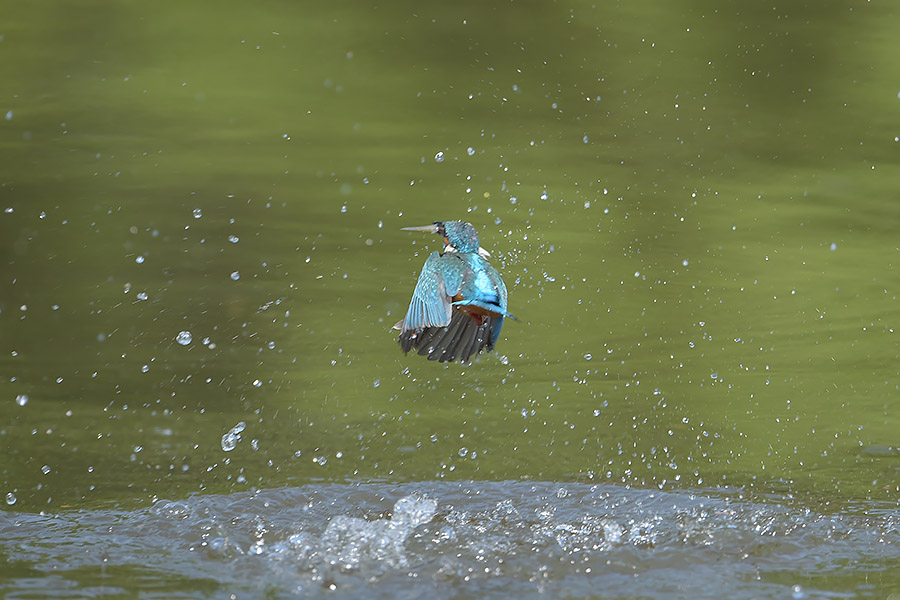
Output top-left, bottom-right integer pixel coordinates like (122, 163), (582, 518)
(320, 494), (438, 569)
(4, 482), (898, 599)
(221, 421), (246, 452)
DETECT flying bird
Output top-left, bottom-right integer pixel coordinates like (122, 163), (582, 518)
(395, 221), (514, 363)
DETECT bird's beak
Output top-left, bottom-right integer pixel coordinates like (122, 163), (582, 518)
(401, 224), (440, 233)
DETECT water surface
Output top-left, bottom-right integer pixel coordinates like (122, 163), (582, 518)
(5, 481), (900, 599)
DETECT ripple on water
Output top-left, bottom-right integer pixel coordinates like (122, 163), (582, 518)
(2, 482), (900, 599)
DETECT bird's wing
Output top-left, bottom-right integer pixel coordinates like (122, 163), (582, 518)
(401, 252), (465, 332)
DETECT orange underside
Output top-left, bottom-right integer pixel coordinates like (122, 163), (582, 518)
(452, 293), (501, 325)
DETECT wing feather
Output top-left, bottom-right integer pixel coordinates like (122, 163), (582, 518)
(401, 252), (465, 332)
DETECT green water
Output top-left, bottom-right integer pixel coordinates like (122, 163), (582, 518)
(2, 1), (900, 592)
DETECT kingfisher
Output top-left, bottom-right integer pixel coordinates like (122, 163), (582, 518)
(395, 220), (514, 363)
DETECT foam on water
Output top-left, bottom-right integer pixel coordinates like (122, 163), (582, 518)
(2, 481), (899, 599)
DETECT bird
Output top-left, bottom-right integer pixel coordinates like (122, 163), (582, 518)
(395, 220), (514, 363)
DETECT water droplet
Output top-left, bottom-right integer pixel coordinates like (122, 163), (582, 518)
(228, 235), (239, 243)
(373, 379), (381, 388)
(136, 291), (148, 300)
(315, 456), (328, 466)
(294, 450), (303, 458)
(230, 271), (240, 281)
(682, 259), (689, 266)
(221, 421), (245, 452)
(583, 134), (589, 143)
(15, 394), (28, 407)
(830, 242), (837, 251)
(193, 208), (202, 219)
(135, 255), (145, 264)
(434, 151), (445, 162)
(252, 379), (262, 388)
(5, 110), (12, 120)
(5, 492), (16, 505)
(141, 364), (149, 373)
(467, 147), (475, 156)
(176, 331), (192, 345)
(41, 465), (51, 475)
(540, 191), (549, 201)
(458, 447), (468, 457)
(584, 353), (592, 361)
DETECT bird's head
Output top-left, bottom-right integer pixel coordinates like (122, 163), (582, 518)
(402, 220), (489, 257)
